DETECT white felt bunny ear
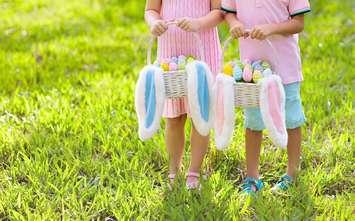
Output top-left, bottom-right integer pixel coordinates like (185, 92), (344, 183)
(135, 65), (165, 140)
(186, 61), (214, 136)
(259, 75), (288, 148)
(213, 74), (235, 150)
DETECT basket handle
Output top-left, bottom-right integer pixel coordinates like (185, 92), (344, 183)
(146, 21), (205, 65)
(220, 31), (280, 74)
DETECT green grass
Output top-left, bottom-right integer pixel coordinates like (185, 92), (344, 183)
(0, 0), (354, 220)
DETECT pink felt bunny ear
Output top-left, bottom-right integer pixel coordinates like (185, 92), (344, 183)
(259, 75), (288, 148)
(213, 74), (235, 150)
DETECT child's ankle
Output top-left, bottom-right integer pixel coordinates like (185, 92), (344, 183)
(286, 170), (298, 178)
(246, 173), (260, 179)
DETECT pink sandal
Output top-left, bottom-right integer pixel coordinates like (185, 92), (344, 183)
(186, 172), (201, 190)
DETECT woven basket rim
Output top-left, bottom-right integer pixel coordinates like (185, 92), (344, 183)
(163, 70), (186, 74)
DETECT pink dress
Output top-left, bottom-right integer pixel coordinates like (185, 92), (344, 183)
(158, 0), (221, 118)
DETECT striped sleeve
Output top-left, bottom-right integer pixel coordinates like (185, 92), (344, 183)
(221, 0), (237, 13)
(288, 0), (311, 17)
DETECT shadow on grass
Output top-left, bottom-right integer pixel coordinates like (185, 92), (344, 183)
(160, 176), (225, 220)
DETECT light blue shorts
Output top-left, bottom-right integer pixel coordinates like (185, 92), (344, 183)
(244, 82), (306, 131)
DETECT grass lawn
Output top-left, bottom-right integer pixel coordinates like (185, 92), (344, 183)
(0, 0), (354, 220)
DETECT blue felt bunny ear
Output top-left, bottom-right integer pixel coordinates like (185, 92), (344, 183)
(186, 61), (214, 136)
(135, 65), (165, 140)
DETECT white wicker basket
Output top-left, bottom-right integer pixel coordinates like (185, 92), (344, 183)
(234, 82), (260, 107)
(146, 23), (205, 98)
(162, 70), (187, 98)
(221, 36), (277, 108)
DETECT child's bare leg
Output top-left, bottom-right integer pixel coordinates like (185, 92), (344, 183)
(286, 127), (302, 177)
(188, 124), (209, 173)
(245, 128), (263, 178)
(165, 114), (187, 174)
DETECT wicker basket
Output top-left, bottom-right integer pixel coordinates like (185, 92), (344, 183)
(234, 82), (260, 107)
(162, 70), (187, 98)
(146, 23), (205, 98)
(221, 36), (268, 108)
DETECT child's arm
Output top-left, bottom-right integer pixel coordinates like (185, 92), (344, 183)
(176, 0), (223, 32)
(250, 15), (306, 40)
(224, 13), (248, 38)
(145, 0), (168, 36)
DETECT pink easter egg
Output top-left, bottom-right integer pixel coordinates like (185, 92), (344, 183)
(169, 62), (178, 71)
(243, 64), (253, 82)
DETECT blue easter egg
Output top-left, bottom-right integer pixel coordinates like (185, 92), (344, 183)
(262, 68), (272, 77)
(171, 56), (178, 63)
(253, 64), (263, 72)
(251, 60), (262, 69)
(233, 66), (243, 81)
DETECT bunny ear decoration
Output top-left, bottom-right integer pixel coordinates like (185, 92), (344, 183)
(213, 74), (235, 150)
(186, 61), (214, 136)
(259, 75), (288, 148)
(135, 65), (165, 141)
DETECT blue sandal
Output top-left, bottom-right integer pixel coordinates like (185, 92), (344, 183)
(241, 177), (264, 195)
(271, 174), (293, 193)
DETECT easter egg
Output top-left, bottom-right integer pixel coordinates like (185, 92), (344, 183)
(169, 62), (178, 71)
(233, 66), (243, 81)
(253, 64), (264, 72)
(251, 60), (262, 69)
(187, 57), (195, 63)
(223, 63), (233, 76)
(178, 59), (186, 69)
(161, 63), (170, 72)
(262, 68), (272, 77)
(178, 63), (185, 70)
(261, 61), (271, 69)
(252, 70), (263, 83)
(171, 56), (178, 64)
(243, 64), (253, 82)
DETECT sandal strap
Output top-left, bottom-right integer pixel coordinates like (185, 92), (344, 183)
(168, 174), (176, 179)
(186, 172), (200, 178)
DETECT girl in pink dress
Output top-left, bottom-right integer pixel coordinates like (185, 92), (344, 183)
(145, 0), (222, 189)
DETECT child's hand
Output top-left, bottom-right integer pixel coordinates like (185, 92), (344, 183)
(250, 24), (275, 40)
(230, 21), (248, 39)
(176, 17), (201, 32)
(150, 20), (168, 36)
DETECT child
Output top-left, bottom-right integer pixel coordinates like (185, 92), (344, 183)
(145, 0), (223, 189)
(222, 0), (311, 194)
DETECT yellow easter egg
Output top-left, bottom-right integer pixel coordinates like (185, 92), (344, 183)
(223, 64), (233, 76)
(252, 70), (263, 83)
(161, 63), (170, 72)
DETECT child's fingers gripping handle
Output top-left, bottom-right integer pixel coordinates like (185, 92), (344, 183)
(146, 21), (205, 65)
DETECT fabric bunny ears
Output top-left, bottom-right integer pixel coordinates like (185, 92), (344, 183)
(135, 60), (214, 140)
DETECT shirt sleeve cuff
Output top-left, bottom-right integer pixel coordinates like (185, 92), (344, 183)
(221, 6), (237, 13)
(290, 8), (311, 17)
